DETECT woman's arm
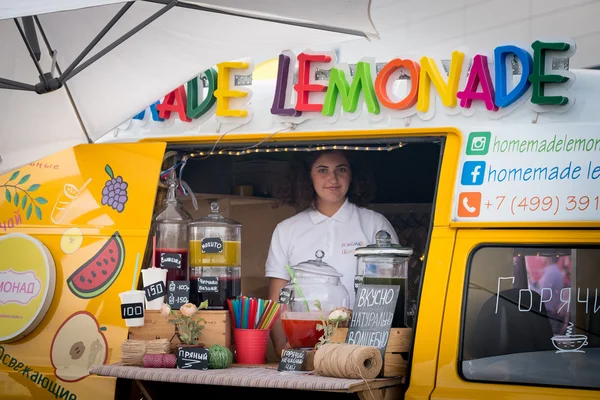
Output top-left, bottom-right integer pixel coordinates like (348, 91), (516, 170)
(268, 277), (288, 357)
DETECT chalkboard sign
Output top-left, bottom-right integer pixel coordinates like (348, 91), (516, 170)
(346, 284), (400, 358)
(197, 277), (219, 293)
(121, 303), (144, 319)
(160, 252), (182, 269)
(279, 287), (291, 304)
(278, 349), (306, 372)
(167, 280), (190, 310)
(176, 347), (209, 370)
(201, 238), (223, 254)
(144, 281), (166, 302)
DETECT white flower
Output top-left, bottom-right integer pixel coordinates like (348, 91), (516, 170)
(328, 309), (349, 322)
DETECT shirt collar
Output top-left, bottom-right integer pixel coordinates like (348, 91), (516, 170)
(308, 198), (354, 224)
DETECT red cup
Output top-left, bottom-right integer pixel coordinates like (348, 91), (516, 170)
(234, 328), (270, 364)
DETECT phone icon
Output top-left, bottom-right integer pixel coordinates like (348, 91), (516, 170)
(458, 192), (482, 217)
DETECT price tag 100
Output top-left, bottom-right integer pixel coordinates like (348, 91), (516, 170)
(121, 303), (144, 319)
(144, 281), (166, 302)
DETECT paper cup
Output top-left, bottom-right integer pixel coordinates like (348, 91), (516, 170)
(119, 290), (145, 327)
(141, 268), (167, 310)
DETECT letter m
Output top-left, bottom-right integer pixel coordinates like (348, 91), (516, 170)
(322, 61), (380, 116)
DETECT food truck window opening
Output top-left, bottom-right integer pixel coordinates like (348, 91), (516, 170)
(459, 244), (600, 391)
(160, 136), (442, 327)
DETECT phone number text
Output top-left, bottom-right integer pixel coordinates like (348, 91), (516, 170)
(485, 195), (600, 216)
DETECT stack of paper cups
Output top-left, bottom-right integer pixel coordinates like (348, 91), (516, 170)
(141, 268), (167, 310)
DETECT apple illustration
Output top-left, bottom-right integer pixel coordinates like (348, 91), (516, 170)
(50, 311), (108, 382)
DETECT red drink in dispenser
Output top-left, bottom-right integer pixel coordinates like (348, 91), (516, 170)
(281, 315), (322, 348)
(154, 248), (189, 281)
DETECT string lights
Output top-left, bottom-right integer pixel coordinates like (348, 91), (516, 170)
(187, 143), (404, 158)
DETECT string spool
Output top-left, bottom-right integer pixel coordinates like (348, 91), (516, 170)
(143, 354), (177, 368)
(121, 339), (171, 366)
(314, 343), (382, 379)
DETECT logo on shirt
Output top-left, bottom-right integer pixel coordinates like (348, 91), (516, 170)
(341, 241), (364, 255)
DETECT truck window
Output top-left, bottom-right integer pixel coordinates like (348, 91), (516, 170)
(460, 246), (600, 390)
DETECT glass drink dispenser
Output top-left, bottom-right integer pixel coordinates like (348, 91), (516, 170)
(279, 250), (349, 349)
(354, 230), (413, 328)
(188, 202), (241, 309)
(152, 169), (192, 281)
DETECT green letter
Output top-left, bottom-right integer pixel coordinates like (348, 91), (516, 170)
(529, 41), (570, 105)
(187, 68), (218, 119)
(322, 61), (380, 116)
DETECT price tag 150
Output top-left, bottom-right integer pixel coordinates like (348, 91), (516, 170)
(144, 281), (166, 302)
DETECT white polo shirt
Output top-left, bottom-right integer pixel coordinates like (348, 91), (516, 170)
(265, 199), (399, 307)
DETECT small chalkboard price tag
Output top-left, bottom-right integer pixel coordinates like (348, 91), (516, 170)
(353, 275), (364, 292)
(176, 347), (209, 370)
(201, 238), (223, 254)
(346, 284), (400, 359)
(167, 280), (190, 309)
(197, 277), (219, 293)
(121, 303), (144, 319)
(144, 281), (166, 302)
(278, 287), (291, 304)
(159, 252), (182, 269)
(278, 349), (306, 372)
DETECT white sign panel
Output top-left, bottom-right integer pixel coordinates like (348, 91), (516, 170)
(453, 126), (600, 222)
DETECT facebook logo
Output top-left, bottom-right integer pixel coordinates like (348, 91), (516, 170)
(461, 161), (486, 185)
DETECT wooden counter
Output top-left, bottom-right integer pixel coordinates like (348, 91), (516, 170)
(90, 363), (404, 400)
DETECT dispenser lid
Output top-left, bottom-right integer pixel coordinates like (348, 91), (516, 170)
(189, 201), (241, 227)
(291, 250), (343, 277)
(354, 230), (413, 257)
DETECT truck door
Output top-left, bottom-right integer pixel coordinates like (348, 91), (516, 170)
(432, 229), (600, 399)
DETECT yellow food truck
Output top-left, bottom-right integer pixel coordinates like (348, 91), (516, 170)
(0, 36), (599, 399)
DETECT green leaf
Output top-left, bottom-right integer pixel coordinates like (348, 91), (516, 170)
(13, 192), (19, 207)
(5, 189), (11, 203)
(105, 164), (114, 179)
(27, 184), (40, 192)
(26, 204), (32, 220)
(17, 174), (31, 185)
(34, 205), (42, 220)
(8, 171), (19, 182)
(35, 197), (48, 205)
(21, 196), (27, 210)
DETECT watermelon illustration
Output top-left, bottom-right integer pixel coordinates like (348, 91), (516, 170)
(67, 232), (125, 299)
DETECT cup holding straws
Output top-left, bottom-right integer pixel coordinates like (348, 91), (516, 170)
(227, 297), (281, 364)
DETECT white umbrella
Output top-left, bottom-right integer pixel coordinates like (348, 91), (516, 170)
(0, 0), (378, 173)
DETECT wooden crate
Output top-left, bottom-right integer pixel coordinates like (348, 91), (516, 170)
(331, 328), (412, 377)
(128, 310), (231, 350)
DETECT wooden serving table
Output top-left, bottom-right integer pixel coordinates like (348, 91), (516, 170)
(90, 363), (404, 400)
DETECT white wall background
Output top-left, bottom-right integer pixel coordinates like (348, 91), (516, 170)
(337, 0), (600, 68)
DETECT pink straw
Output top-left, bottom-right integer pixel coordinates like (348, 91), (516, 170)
(152, 236), (156, 268)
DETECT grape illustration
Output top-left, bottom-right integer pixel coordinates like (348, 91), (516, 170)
(101, 165), (128, 213)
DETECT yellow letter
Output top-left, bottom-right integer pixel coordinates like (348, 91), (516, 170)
(214, 61), (250, 118)
(417, 50), (465, 113)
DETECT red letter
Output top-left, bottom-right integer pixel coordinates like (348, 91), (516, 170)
(156, 86), (192, 122)
(294, 53), (331, 112)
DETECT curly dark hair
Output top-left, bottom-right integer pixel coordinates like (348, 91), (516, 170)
(275, 150), (375, 211)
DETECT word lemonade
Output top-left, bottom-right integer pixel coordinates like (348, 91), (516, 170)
(132, 39), (576, 126)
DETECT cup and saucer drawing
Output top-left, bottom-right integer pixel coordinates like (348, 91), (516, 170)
(551, 322), (588, 353)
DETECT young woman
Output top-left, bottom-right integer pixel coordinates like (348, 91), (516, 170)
(265, 150), (399, 354)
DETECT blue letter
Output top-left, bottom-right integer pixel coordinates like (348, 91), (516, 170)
(494, 45), (533, 108)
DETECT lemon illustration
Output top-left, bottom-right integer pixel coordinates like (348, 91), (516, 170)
(61, 228), (84, 254)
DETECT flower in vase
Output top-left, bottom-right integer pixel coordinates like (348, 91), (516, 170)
(180, 303), (198, 317)
(161, 303), (171, 318)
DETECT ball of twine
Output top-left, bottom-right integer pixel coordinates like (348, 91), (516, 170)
(143, 354), (177, 368)
(314, 343), (382, 380)
(121, 339), (170, 366)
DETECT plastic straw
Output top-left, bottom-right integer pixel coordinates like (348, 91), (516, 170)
(152, 236), (156, 268)
(132, 252), (141, 291)
(284, 264), (310, 311)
